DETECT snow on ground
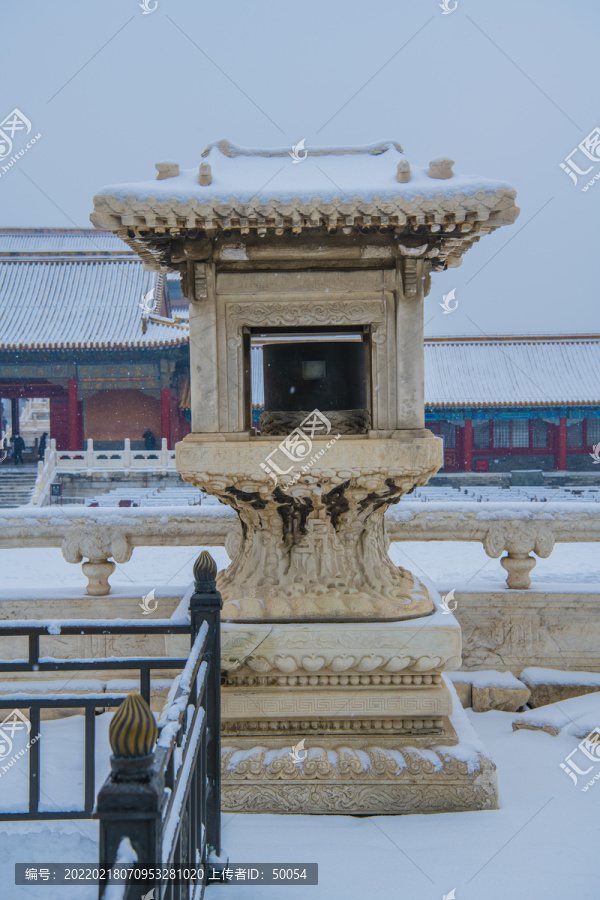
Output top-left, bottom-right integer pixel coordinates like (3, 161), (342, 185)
(1, 707), (599, 899)
(0, 538), (598, 898)
(0, 540), (598, 601)
(514, 692), (600, 739)
(209, 709), (600, 900)
(0, 714), (113, 816)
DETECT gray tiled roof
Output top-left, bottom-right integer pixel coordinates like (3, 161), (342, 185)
(0, 229), (131, 256)
(0, 257), (186, 349)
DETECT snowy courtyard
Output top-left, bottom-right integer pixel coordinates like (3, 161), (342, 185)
(1, 701), (599, 900)
(1, 542), (599, 898)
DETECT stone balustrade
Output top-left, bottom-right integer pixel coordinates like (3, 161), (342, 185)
(30, 438), (177, 506)
(0, 506), (237, 595)
(0, 501), (597, 596)
(387, 501), (600, 589)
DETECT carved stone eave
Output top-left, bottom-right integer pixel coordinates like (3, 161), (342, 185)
(90, 189), (519, 272)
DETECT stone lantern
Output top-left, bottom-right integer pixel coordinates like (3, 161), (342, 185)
(91, 140), (519, 814)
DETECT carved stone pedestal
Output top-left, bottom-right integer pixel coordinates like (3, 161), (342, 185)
(177, 432), (441, 621)
(218, 604), (499, 814)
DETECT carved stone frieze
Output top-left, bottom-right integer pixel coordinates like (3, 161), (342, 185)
(224, 672), (444, 686)
(222, 687), (451, 720)
(260, 409), (371, 436)
(222, 743), (487, 781)
(225, 298), (386, 357)
(221, 781), (497, 814)
(220, 619), (461, 676)
(222, 717), (446, 734)
(220, 742), (498, 813)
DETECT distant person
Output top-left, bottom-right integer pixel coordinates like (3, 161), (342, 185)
(142, 428), (157, 450)
(38, 432), (48, 461)
(12, 434), (25, 465)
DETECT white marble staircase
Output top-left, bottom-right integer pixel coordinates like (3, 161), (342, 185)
(0, 465), (38, 508)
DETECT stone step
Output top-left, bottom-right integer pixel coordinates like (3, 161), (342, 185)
(512, 692), (600, 737)
(447, 670), (530, 712)
(520, 667), (600, 708)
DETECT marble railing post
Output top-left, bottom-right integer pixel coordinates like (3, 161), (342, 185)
(123, 438), (131, 469)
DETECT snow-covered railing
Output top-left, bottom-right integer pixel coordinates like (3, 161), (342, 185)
(387, 501), (600, 588)
(0, 505), (238, 595)
(0, 501), (598, 594)
(30, 438), (177, 506)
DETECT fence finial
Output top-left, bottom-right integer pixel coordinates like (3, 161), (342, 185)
(193, 550), (217, 589)
(109, 692), (158, 761)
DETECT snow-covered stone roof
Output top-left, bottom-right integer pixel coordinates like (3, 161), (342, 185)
(90, 140), (519, 269)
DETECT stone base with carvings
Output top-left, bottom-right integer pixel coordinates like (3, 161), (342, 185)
(221, 709), (498, 815)
(218, 612), (499, 814)
(176, 432), (443, 621)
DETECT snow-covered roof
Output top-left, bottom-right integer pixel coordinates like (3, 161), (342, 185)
(425, 336), (600, 407)
(0, 228), (132, 256)
(90, 140), (519, 269)
(0, 257), (186, 350)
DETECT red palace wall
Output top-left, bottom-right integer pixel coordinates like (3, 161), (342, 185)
(84, 389), (161, 444)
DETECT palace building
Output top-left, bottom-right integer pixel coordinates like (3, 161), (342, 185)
(0, 229), (191, 456)
(1, 229), (598, 473)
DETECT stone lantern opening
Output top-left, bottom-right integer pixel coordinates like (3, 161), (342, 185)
(258, 329), (369, 435)
(91, 138), (519, 816)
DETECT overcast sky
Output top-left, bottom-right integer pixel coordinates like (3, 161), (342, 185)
(1, 0), (598, 336)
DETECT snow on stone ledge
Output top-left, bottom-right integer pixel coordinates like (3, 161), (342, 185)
(447, 670), (527, 690)
(521, 667), (600, 687)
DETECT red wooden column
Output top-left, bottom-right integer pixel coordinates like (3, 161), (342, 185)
(557, 416), (568, 471)
(11, 398), (19, 435)
(160, 387), (171, 449)
(463, 418), (473, 472)
(67, 376), (79, 450)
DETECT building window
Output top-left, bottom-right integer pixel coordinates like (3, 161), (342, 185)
(440, 421), (456, 449)
(512, 420), (529, 448)
(493, 419), (510, 448)
(473, 421), (489, 448)
(567, 421), (584, 447)
(531, 419), (548, 447)
(588, 418), (600, 445)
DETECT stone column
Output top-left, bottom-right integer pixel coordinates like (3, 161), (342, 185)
(187, 260), (220, 433)
(396, 259), (427, 430)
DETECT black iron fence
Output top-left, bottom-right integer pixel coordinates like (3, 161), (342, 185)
(0, 551), (222, 900)
(0, 620), (189, 821)
(96, 551), (222, 899)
